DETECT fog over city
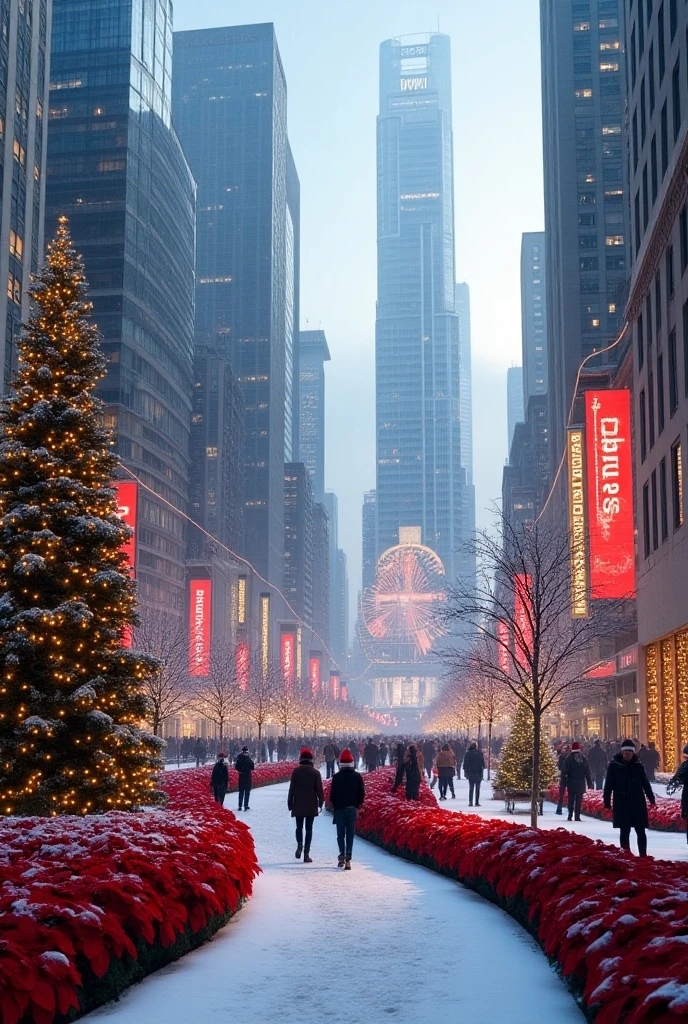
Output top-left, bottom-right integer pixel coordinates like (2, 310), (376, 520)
(175, 0), (544, 621)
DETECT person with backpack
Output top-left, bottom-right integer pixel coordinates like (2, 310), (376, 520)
(234, 745), (255, 811)
(210, 753), (229, 805)
(287, 747), (325, 863)
(329, 748), (365, 869)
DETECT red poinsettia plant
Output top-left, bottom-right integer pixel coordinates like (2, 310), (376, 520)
(545, 782), (685, 832)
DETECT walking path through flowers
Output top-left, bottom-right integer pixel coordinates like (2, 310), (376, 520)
(86, 780), (585, 1024)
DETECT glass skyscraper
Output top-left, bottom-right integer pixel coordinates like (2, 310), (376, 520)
(172, 24), (295, 586)
(375, 34), (464, 580)
(46, 0), (196, 620)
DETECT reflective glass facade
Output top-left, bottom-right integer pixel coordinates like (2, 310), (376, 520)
(46, 0), (196, 619)
(376, 34), (464, 579)
(298, 328), (330, 502)
(172, 24), (292, 585)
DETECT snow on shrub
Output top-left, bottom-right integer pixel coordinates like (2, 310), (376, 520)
(330, 768), (688, 1022)
(0, 762), (287, 1024)
(545, 782), (685, 832)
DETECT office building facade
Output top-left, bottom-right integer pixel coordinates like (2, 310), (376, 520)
(311, 501), (330, 652)
(361, 489), (377, 592)
(284, 462), (313, 624)
(507, 366), (525, 456)
(173, 24), (293, 584)
(521, 231), (549, 404)
(298, 328), (330, 502)
(626, 0), (688, 770)
(47, 0), (195, 620)
(376, 33), (464, 579)
(1, 0), (51, 388)
(540, 0), (630, 476)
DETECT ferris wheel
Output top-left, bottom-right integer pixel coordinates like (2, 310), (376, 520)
(361, 542), (447, 659)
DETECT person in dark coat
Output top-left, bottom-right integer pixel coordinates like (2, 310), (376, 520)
(667, 742), (688, 844)
(588, 739), (609, 790)
(436, 743), (457, 799)
(348, 740), (359, 766)
(210, 754), (229, 805)
(364, 739), (379, 772)
(603, 738), (656, 856)
(462, 742), (485, 806)
(561, 742), (593, 820)
(392, 742), (406, 791)
(397, 744), (422, 800)
(194, 738), (204, 768)
(287, 747), (325, 862)
(329, 748), (365, 868)
(422, 739), (436, 780)
(323, 740), (337, 779)
(379, 741), (388, 767)
(638, 741), (661, 782)
(234, 746), (254, 811)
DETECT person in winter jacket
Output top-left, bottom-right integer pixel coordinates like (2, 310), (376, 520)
(462, 742), (485, 806)
(210, 754), (229, 805)
(436, 743), (457, 800)
(329, 748), (365, 868)
(393, 744), (422, 800)
(603, 738), (656, 856)
(422, 739), (436, 779)
(364, 739), (379, 773)
(348, 740), (359, 766)
(638, 741), (661, 782)
(588, 739), (609, 790)
(392, 742), (406, 791)
(667, 742), (688, 844)
(379, 742), (388, 766)
(323, 741), (337, 779)
(194, 738), (204, 768)
(287, 747), (325, 862)
(234, 746), (254, 810)
(561, 742), (593, 820)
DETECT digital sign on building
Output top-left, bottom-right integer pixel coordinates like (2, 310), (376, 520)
(567, 428), (589, 618)
(237, 575), (247, 624)
(189, 579), (212, 676)
(309, 652), (321, 694)
(497, 619), (511, 676)
(115, 481), (138, 648)
(513, 574), (533, 670)
(236, 638), (249, 690)
(585, 390), (635, 599)
(281, 629), (296, 688)
(260, 594), (270, 675)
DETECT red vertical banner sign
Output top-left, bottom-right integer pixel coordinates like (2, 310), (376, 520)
(280, 631), (296, 689)
(115, 481), (138, 648)
(330, 670), (340, 701)
(236, 639), (249, 691)
(309, 653), (321, 694)
(189, 579), (212, 676)
(497, 619), (511, 676)
(585, 389), (636, 599)
(513, 574), (533, 671)
(340, 684), (348, 701)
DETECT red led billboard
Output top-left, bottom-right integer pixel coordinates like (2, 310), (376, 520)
(236, 639), (249, 691)
(115, 481), (138, 648)
(497, 619), (511, 676)
(189, 579), (212, 677)
(585, 390), (635, 599)
(513, 574), (532, 670)
(309, 654), (321, 694)
(281, 632), (296, 688)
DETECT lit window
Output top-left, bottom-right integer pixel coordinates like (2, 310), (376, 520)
(198, 276), (232, 284)
(606, 235), (625, 246)
(36, 99), (42, 119)
(602, 125), (621, 135)
(600, 41), (620, 51)
(592, 319), (601, 327)
(575, 88), (593, 98)
(574, 21), (591, 31)
(599, 18), (618, 29)
(600, 62), (620, 72)
(12, 140), (25, 166)
(605, 188), (624, 198)
(206, 447), (218, 458)
(585, 173), (595, 182)
(93, 107), (103, 116)
(608, 303), (616, 313)
(9, 230), (23, 261)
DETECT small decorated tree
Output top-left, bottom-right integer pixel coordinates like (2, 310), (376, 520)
(494, 702), (557, 792)
(0, 219), (162, 816)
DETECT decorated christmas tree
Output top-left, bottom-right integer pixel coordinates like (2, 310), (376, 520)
(0, 218), (162, 816)
(494, 702), (558, 791)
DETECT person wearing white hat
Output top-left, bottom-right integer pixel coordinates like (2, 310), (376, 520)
(603, 738), (656, 856)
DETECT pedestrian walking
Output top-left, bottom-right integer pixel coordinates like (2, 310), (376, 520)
(210, 753), (229, 805)
(348, 740), (359, 767)
(394, 743), (422, 800)
(561, 741), (593, 820)
(194, 738), (204, 768)
(603, 738), (656, 857)
(462, 742), (485, 806)
(555, 742), (570, 814)
(638, 741), (661, 782)
(588, 739), (609, 790)
(323, 740), (337, 779)
(667, 743), (688, 844)
(234, 745), (255, 811)
(287, 747), (325, 863)
(267, 737), (275, 763)
(379, 741), (388, 767)
(392, 742), (405, 791)
(422, 739), (436, 780)
(436, 742), (457, 800)
(329, 748), (365, 869)
(364, 738), (379, 773)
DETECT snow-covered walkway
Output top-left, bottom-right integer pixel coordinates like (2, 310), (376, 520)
(87, 780), (584, 1023)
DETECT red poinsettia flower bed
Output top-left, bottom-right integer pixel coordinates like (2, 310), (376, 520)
(163, 760), (295, 804)
(331, 768), (688, 1022)
(0, 767), (266, 1024)
(545, 781), (685, 832)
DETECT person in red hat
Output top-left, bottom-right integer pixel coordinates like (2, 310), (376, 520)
(329, 747), (365, 868)
(287, 747), (324, 862)
(560, 741), (593, 821)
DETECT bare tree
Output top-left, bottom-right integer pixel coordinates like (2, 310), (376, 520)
(189, 644), (245, 749)
(462, 650), (513, 778)
(306, 688), (332, 738)
(272, 678), (302, 739)
(243, 657), (281, 759)
(134, 610), (190, 736)
(445, 513), (627, 827)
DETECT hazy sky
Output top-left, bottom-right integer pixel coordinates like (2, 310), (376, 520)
(174, 0), (545, 621)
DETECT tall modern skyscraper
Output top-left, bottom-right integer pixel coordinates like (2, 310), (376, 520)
(173, 24), (294, 584)
(47, 0), (196, 620)
(540, 0), (629, 475)
(284, 463), (313, 624)
(455, 283), (474, 487)
(285, 145), (300, 463)
(520, 232), (549, 404)
(1, 0), (51, 388)
(361, 489), (377, 592)
(298, 329), (330, 502)
(376, 34), (463, 579)
(507, 366), (525, 456)
(323, 492), (349, 662)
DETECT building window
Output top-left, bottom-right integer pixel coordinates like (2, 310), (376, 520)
(683, 299), (688, 397)
(643, 482), (651, 557)
(649, 43), (656, 113)
(672, 438), (684, 528)
(659, 2), (666, 83)
(9, 230), (23, 262)
(12, 140), (25, 166)
(638, 312), (645, 369)
(658, 352), (666, 435)
(651, 134), (658, 202)
(656, 270), (663, 332)
(669, 328), (679, 415)
(672, 57), (681, 142)
(651, 469), (659, 550)
(649, 363), (656, 447)
(631, 25), (637, 86)
(660, 457), (669, 541)
(681, 204), (688, 274)
(661, 100), (669, 178)
(640, 388), (648, 461)
(647, 291), (654, 349)
(632, 111), (639, 171)
(670, 0), (677, 39)
(667, 245), (675, 304)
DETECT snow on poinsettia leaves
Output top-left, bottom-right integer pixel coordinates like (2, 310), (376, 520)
(0, 763), (297, 1024)
(326, 767), (688, 1022)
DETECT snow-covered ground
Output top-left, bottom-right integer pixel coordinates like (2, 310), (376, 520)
(435, 776), (688, 861)
(86, 780), (584, 1023)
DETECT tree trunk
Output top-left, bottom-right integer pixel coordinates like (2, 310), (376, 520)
(257, 721), (262, 761)
(531, 707), (541, 829)
(487, 718), (493, 780)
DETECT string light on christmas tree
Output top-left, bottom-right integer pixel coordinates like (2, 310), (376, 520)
(0, 218), (162, 816)
(494, 702), (558, 792)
